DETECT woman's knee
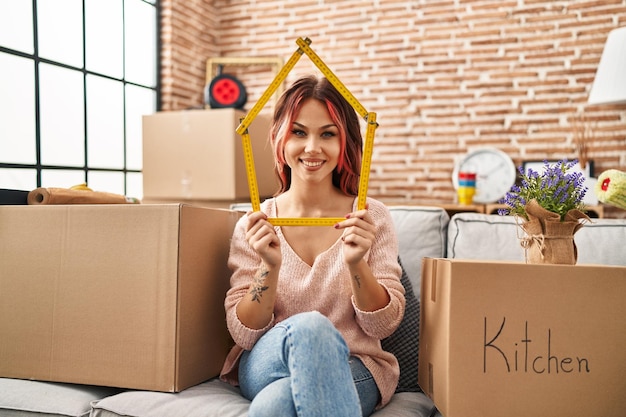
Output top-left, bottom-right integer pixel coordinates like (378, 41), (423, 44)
(248, 377), (296, 417)
(284, 311), (337, 338)
(282, 311), (350, 358)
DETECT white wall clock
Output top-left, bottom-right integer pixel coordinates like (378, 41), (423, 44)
(452, 148), (517, 204)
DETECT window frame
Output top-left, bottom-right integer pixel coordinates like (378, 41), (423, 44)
(0, 0), (160, 197)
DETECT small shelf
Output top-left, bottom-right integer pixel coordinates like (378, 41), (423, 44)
(430, 203), (486, 218)
(485, 203), (604, 218)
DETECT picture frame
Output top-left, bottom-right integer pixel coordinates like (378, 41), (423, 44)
(521, 159), (598, 206)
(521, 159), (594, 179)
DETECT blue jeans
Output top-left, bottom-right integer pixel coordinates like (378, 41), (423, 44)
(239, 311), (380, 417)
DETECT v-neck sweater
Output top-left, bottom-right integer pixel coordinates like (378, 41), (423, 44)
(220, 197), (405, 408)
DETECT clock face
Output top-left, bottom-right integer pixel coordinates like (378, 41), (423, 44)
(452, 148), (517, 204)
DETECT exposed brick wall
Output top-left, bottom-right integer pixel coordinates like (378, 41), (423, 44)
(160, 0), (219, 111)
(160, 0), (626, 218)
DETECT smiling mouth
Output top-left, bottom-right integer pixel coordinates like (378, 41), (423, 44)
(301, 159), (324, 167)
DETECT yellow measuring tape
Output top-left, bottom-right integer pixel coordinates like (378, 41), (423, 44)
(238, 37), (377, 226)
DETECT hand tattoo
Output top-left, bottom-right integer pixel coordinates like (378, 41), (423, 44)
(250, 268), (269, 303)
(353, 274), (361, 288)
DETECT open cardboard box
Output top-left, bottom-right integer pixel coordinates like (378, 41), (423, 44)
(418, 258), (626, 417)
(0, 204), (242, 392)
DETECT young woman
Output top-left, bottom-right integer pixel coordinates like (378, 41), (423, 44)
(219, 75), (405, 417)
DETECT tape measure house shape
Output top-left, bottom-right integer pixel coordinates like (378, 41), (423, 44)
(236, 37), (378, 226)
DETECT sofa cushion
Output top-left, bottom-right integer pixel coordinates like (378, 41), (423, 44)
(447, 213), (524, 261)
(381, 257), (421, 393)
(0, 378), (121, 417)
(388, 206), (449, 296)
(90, 378), (439, 417)
(449, 212), (626, 266)
(90, 379), (250, 417)
(575, 218), (626, 266)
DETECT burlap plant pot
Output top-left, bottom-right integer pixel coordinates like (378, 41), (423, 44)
(518, 199), (589, 265)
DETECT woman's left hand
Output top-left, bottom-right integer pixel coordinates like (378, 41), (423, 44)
(335, 205), (376, 266)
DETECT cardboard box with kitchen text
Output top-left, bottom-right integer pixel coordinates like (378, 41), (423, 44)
(0, 204), (243, 392)
(418, 258), (626, 417)
(142, 108), (277, 202)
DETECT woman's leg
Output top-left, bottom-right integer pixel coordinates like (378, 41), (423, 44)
(350, 356), (380, 417)
(247, 377), (297, 417)
(239, 311), (363, 417)
(243, 360), (380, 417)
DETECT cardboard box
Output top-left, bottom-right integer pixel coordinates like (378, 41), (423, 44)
(142, 108), (277, 201)
(419, 258), (626, 417)
(140, 198), (243, 210)
(0, 204), (242, 392)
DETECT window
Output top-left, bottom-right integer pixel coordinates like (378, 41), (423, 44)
(0, 0), (158, 199)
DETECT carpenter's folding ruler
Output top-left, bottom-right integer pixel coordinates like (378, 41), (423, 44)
(236, 37), (377, 226)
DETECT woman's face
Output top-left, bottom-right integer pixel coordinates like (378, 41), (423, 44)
(283, 98), (341, 187)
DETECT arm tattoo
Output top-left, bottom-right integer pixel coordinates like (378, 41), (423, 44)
(353, 274), (361, 288)
(250, 268), (269, 303)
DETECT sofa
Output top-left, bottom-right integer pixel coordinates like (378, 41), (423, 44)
(2, 205), (625, 417)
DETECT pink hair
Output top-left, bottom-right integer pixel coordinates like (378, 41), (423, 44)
(269, 76), (362, 196)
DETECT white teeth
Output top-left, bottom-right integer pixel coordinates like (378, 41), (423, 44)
(302, 160), (323, 167)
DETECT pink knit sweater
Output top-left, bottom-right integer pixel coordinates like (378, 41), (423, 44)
(219, 197), (405, 408)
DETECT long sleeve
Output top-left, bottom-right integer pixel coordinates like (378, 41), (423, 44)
(223, 216), (276, 350)
(352, 200), (405, 340)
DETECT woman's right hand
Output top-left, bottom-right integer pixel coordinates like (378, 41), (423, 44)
(245, 211), (282, 269)
(237, 211), (281, 330)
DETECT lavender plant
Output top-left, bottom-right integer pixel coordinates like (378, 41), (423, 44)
(498, 159), (588, 221)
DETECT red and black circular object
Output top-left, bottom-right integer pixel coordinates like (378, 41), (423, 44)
(207, 74), (247, 109)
